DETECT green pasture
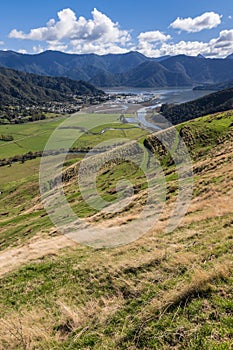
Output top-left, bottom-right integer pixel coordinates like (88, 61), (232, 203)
(0, 113), (146, 159)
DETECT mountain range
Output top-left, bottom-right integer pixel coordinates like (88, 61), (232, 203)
(1, 50), (233, 88)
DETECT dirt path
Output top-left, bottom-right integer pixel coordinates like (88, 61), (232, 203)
(0, 235), (75, 278)
(1, 184), (231, 279)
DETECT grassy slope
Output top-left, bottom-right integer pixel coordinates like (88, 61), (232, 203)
(145, 110), (233, 166)
(0, 111), (232, 349)
(0, 113), (147, 248)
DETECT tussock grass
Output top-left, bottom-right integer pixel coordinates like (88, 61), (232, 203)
(0, 309), (55, 350)
(160, 262), (231, 311)
(0, 111), (232, 349)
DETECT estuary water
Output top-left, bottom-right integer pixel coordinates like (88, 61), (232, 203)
(103, 87), (214, 131)
(104, 87), (213, 106)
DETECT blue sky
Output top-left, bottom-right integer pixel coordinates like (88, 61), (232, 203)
(0, 0), (232, 57)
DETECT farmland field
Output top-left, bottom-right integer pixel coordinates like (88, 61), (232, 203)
(0, 112), (147, 159)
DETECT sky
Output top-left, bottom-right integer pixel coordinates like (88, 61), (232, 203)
(0, 0), (232, 57)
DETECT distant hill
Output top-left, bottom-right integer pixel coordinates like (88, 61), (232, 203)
(0, 50), (149, 82)
(226, 53), (233, 60)
(1, 50), (233, 88)
(91, 60), (192, 88)
(194, 79), (233, 91)
(160, 87), (233, 124)
(161, 54), (233, 84)
(196, 54), (206, 59)
(119, 61), (192, 88)
(0, 67), (104, 105)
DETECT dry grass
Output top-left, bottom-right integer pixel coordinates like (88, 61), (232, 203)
(0, 296), (124, 349)
(160, 261), (232, 311)
(0, 113), (232, 349)
(127, 261), (232, 348)
(57, 295), (124, 337)
(0, 309), (55, 350)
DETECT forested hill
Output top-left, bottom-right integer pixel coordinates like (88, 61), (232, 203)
(160, 87), (233, 124)
(193, 79), (233, 91)
(0, 67), (104, 105)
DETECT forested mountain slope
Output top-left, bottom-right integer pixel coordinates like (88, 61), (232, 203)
(160, 87), (233, 124)
(1, 50), (233, 87)
(0, 66), (104, 105)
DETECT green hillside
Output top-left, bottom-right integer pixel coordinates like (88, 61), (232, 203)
(0, 110), (232, 349)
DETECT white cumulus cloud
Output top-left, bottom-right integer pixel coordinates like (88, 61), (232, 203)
(139, 29), (233, 58)
(7, 8), (233, 58)
(137, 30), (171, 57)
(9, 8), (132, 54)
(170, 12), (222, 33)
(138, 31), (171, 43)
